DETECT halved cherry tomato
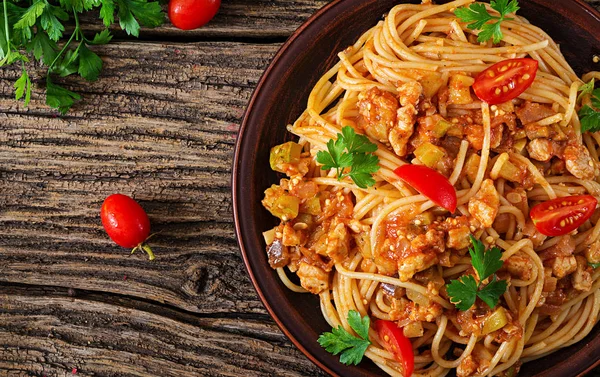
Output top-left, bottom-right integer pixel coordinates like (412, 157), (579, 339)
(530, 194), (598, 236)
(394, 164), (457, 213)
(375, 320), (414, 377)
(473, 58), (538, 105)
(169, 0), (220, 30)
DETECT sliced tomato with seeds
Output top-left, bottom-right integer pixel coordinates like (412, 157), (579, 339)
(375, 320), (414, 377)
(530, 194), (598, 236)
(473, 58), (538, 105)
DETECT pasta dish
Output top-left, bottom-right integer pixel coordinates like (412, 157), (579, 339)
(260, 0), (600, 376)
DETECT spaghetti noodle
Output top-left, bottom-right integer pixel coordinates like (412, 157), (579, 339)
(261, 1), (600, 376)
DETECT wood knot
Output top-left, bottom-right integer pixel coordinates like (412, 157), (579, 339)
(181, 265), (208, 297)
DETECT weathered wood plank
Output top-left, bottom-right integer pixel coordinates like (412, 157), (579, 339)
(0, 285), (325, 376)
(0, 41), (279, 316)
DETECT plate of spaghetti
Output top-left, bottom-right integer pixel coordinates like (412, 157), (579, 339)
(232, 0), (600, 376)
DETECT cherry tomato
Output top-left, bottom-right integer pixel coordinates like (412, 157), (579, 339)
(394, 164), (457, 213)
(169, 0), (220, 30)
(101, 194), (155, 260)
(530, 194), (597, 236)
(473, 58), (538, 105)
(375, 320), (414, 377)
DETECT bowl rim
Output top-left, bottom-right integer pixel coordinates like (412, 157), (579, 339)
(232, 1), (600, 376)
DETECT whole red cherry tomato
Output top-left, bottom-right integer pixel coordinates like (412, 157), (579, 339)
(530, 194), (597, 236)
(375, 320), (414, 377)
(169, 0), (221, 30)
(473, 58), (538, 105)
(100, 194), (155, 260)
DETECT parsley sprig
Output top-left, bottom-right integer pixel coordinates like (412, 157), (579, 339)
(590, 262), (600, 269)
(318, 310), (371, 366)
(446, 236), (508, 311)
(316, 126), (380, 189)
(0, 0), (165, 114)
(454, 0), (520, 44)
(578, 78), (600, 133)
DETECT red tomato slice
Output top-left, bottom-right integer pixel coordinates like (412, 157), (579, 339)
(375, 320), (414, 377)
(473, 58), (538, 105)
(530, 195), (598, 236)
(394, 164), (457, 213)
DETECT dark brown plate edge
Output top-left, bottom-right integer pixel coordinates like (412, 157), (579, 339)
(232, 0), (350, 375)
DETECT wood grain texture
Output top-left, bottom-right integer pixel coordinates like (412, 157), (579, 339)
(0, 0), (599, 376)
(0, 38), (327, 376)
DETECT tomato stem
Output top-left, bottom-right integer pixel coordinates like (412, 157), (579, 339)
(131, 243), (156, 261)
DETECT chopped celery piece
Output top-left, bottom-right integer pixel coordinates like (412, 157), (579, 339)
(465, 154), (481, 184)
(412, 211), (434, 226)
(499, 160), (521, 182)
(482, 307), (508, 335)
(263, 228), (276, 245)
(433, 119), (454, 138)
(414, 142), (446, 168)
(269, 142), (302, 173)
(513, 139), (527, 153)
(269, 195), (300, 220)
(407, 289), (430, 306)
(403, 321), (424, 338)
(263, 185), (300, 220)
(300, 196), (321, 215)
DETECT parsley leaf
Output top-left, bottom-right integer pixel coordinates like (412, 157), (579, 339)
(590, 262), (600, 269)
(78, 43), (103, 81)
(341, 126), (378, 154)
(46, 78), (81, 114)
(40, 3), (69, 41)
(27, 31), (58, 65)
(447, 275), (478, 311)
(115, 0), (164, 37)
(476, 276), (508, 309)
(13, 0), (45, 34)
(469, 235), (503, 281)
(446, 236), (508, 311)
(14, 67), (32, 107)
(318, 310), (371, 366)
(579, 86), (600, 133)
(100, 0), (115, 26)
(349, 153), (379, 189)
(316, 126), (380, 189)
(578, 78), (595, 102)
(454, 0), (519, 44)
(90, 29), (113, 45)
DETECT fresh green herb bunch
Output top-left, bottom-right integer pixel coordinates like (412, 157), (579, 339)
(446, 236), (508, 311)
(0, 0), (165, 114)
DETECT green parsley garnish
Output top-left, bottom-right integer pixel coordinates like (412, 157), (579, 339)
(318, 310), (371, 366)
(577, 78), (595, 101)
(316, 126), (380, 189)
(0, 0), (165, 114)
(446, 236), (508, 311)
(454, 0), (520, 44)
(589, 262), (600, 269)
(577, 79), (600, 133)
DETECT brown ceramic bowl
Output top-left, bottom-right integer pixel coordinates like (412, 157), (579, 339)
(232, 1), (600, 376)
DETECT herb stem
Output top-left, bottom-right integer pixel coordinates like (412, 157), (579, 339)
(47, 12), (78, 73)
(3, 0), (11, 53)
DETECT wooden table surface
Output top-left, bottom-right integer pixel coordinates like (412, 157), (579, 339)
(1, 1), (600, 376)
